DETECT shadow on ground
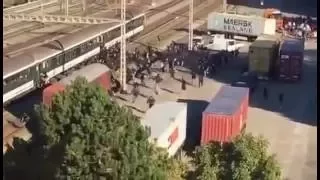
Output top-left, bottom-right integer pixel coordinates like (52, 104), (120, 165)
(177, 99), (209, 152)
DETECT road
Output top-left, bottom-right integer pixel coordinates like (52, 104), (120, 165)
(246, 40), (317, 180)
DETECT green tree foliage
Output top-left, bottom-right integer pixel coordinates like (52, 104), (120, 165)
(34, 77), (186, 179)
(194, 133), (282, 180)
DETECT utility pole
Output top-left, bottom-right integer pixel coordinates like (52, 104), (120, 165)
(188, 0), (193, 51)
(66, 0), (69, 16)
(120, 0), (127, 91)
(41, 0), (44, 15)
(223, 0), (227, 12)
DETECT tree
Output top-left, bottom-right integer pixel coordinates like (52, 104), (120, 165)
(194, 133), (282, 180)
(34, 77), (186, 179)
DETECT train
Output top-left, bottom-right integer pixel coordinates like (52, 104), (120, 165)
(3, 13), (146, 105)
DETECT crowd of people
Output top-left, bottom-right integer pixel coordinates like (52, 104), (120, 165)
(282, 15), (317, 39)
(97, 41), (238, 109)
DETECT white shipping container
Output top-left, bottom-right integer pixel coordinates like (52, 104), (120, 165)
(263, 19), (277, 35)
(141, 102), (187, 157)
(207, 12), (276, 37)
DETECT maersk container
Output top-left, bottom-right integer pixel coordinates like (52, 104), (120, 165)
(201, 86), (249, 145)
(141, 101), (187, 157)
(42, 63), (111, 106)
(207, 12), (276, 39)
(278, 39), (304, 81)
(248, 39), (280, 78)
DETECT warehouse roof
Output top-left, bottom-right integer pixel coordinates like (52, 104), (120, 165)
(141, 101), (187, 140)
(204, 85), (249, 115)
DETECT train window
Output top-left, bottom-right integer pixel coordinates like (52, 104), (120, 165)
(97, 36), (103, 43)
(56, 54), (64, 65)
(80, 43), (88, 54)
(74, 47), (80, 57)
(42, 61), (48, 69)
(5, 68), (31, 86)
(3, 80), (7, 86)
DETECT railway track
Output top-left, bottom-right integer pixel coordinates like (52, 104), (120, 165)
(4, 0), (186, 55)
(4, 0), (58, 13)
(130, 0), (222, 50)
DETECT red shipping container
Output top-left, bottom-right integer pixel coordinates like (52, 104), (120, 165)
(201, 85), (249, 145)
(43, 63), (111, 106)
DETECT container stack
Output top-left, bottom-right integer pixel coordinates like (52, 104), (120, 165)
(201, 85), (249, 145)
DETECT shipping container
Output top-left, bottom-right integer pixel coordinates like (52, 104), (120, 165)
(141, 101), (187, 157)
(42, 63), (111, 106)
(201, 86), (249, 145)
(207, 12), (276, 40)
(278, 39), (304, 81)
(248, 39), (280, 79)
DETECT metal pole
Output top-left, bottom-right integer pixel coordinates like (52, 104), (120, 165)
(223, 0), (227, 12)
(120, 0), (127, 91)
(188, 0), (193, 51)
(66, 0), (69, 16)
(41, 0), (44, 15)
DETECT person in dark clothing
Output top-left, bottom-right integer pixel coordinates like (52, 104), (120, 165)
(170, 68), (175, 78)
(278, 93), (284, 109)
(140, 74), (145, 86)
(147, 96), (155, 108)
(131, 85), (139, 103)
(20, 113), (30, 124)
(191, 71), (196, 85)
(160, 61), (165, 72)
(181, 77), (186, 91)
(198, 74), (204, 88)
(263, 87), (268, 100)
(154, 74), (161, 95)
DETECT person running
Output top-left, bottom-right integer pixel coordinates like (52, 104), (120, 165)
(198, 74), (204, 88)
(154, 74), (161, 95)
(131, 85), (139, 103)
(191, 71), (196, 86)
(181, 77), (187, 91)
(160, 61), (165, 72)
(263, 87), (268, 100)
(147, 96), (156, 108)
(278, 93), (284, 109)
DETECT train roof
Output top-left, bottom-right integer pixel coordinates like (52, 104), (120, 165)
(3, 13), (145, 79)
(59, 63), (110, 85)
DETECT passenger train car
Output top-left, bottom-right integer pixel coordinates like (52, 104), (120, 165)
(3, 13), (145, 105)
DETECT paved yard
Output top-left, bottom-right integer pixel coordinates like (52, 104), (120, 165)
(122, 28), (317, 180)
